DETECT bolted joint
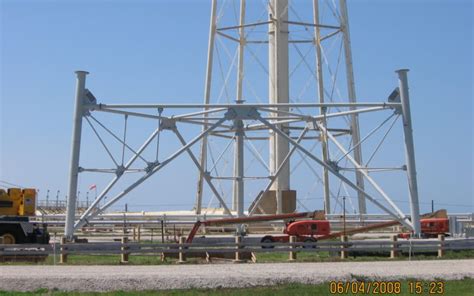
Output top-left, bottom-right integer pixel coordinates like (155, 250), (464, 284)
(203, 171), (212, 180)
(246, 107), (261, 120)
(224, 108), (238, 120)
(84, 89), (97, 105)
(160, 118), (176, 131)
(145, 161), (160, 173)
(327, 160), (340, 173)
(306, 120), (318, 130)
(232, 119), (245, 134)
(115, 165), (126, 177)
(226, 106), (261, 120)
(83, 89), (98, 116)
(387, 87), (402, 115)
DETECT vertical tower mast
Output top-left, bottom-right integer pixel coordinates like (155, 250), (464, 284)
(232, 0), (246, 217)
(64, 0), (422, 238)
(268, 0), (290, 214)
(339, 0), (367, 214)
(195, 0), (218, 214)
(313, 0), (331, 214)
(65, 70), (88, 239)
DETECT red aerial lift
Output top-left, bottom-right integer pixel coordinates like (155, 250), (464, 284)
(185, 210), (450, 246)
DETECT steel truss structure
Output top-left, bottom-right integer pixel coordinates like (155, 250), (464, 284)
(64, 70), (420, 237)
(64, 0), (422, 239)
(197, 0), (368, 217)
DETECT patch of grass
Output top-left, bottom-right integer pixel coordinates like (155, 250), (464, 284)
(0, 279), (473, 295)
(254, 249), (474, 263)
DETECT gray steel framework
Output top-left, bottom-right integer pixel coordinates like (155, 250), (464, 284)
(65, 73), (420, 237)
(195, 0), (367, 216)
(64, 0), (422, 239)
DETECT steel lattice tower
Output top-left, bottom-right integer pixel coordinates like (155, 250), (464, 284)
(64, 0), (422, 239)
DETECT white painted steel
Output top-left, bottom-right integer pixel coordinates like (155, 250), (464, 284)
(257, 115), (412, 228)
(73, 118), (228, 231)
(196, 0), (218, 215)
(65, 71), (88, 239)
(318, 122), (412, 226)
(249, 128), (308, 215)
(269, 0), (290, 213)
(397, 69), (421, 236)
(313, 0), (331, 215)
(64, 1), (425, 237)
(340, 0), (366, 215)
(232, 0), (246, 218)
(97, 102), (401, 108)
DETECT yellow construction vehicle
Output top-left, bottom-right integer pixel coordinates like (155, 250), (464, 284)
(0, 188), (49, 244)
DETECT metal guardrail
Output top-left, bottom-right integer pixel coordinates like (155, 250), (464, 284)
(0, 236), (473, 264)
(32, 212), (474, 223)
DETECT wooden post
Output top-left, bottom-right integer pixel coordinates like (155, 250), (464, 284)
(121, 237), (129, 264)
(137, 225), (141, 242)
(60, 236), (68, 264)
(289, 235), (297, 261)
(390, 235), (398, 259)
(161, 220), (165, 243)
(340, 235), (348, 259)
(132, 227), (136, 242)
(178, 236), (186, 264)
(251, 252), (257, 263)
(437, 234), (445, 258)
(0, 236), (4, 254)
(233, 235), (244, 263)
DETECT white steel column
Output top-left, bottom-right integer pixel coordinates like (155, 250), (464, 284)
(232, 119), (244, 216)
(65, 70), (88, 239)
(396, 69), (421, 236)
(196, 0), (217, 214)
(269, 0), (290, 214)
(339, 0), (366, 214)
(313, 0), (331, 214)
(236, 0), (246, 104)
(232, 0), (246, 217)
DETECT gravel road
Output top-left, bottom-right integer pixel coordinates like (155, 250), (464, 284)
(0, 260), (472, 292)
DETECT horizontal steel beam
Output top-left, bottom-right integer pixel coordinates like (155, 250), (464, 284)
(90, 102), (400, 109)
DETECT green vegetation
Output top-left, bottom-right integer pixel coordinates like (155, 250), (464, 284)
(254, 249), (474, 263)
(0, 279), (473, 295)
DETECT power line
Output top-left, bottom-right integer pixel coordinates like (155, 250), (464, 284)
(0, 180), (25, 188)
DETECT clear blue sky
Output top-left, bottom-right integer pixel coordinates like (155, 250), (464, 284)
(1, 0), (472, 214)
